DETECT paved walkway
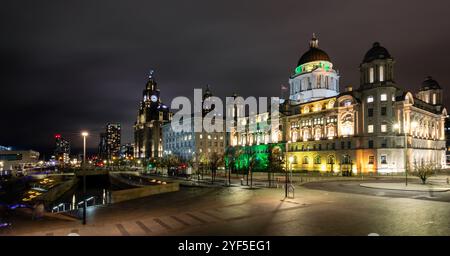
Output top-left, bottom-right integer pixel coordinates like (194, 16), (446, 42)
(360, 183), (450, 192)
(2, 183), (449, 236)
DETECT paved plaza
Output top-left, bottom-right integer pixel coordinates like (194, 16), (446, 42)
(2, 177), (450, 236)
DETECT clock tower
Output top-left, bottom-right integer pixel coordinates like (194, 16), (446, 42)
(134, 70), (172, 159)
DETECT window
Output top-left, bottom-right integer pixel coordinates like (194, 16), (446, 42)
(369, 67), (374, 83)
(381, 124), (387, 133)
(368, 108), (373, 117)
(380, 93), (387, 101)
(368, 125), (374, 133)
(368, 140), (374, 148)
(379, 65), (384, 81)
(381, 155), (387, 164)
(314, 155), (321, 164)
(368, 156), (374, 165)
(432, 93), (436, 104)
(327, 155), (335, 164)
(347, 141), (351, 149)
(303, 156), (309, 164)
(367, 96), (374, 103)
(341, 141), (345, 149)
(381, 107), (387, 116)
(381, 139), (387, 148)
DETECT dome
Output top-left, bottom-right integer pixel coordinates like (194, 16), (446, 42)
(298, 48), (331, 66)
(420, 76), (441, 91)
(297, 34), (331, 66)
(363, 42), (392, 63)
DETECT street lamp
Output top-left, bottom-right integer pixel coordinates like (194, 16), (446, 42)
(288, 156), (294, 197)
(81, 131), (88, 225)
(394, 122), (417, 187)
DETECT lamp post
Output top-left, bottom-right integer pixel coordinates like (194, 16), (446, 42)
(81, 131), (89, 225)
(288, 155), (294, 188)
(394, 122), (416, 187)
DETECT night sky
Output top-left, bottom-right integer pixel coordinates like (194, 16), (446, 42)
(1, 0), (449, 157)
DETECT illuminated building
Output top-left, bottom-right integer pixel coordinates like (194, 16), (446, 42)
(162, 86), (226, 161)
(120, 143), (134, 159)
(54, 134), (70, 164)
(0, 150), (40, 170)
(289, 34), (340, 103)
(98, 132), (108, 160)
(134, 70), (172, 159)
(445, 115), (450, 165)
(230, 36), (447, 174)
(106, 123), (121, 159)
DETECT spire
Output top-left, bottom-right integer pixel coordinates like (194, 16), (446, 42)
(309, 33), (319, 48)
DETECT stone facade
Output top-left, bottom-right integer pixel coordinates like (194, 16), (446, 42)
(229, 39), (447, 174)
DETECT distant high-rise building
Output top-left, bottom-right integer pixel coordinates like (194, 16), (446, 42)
(134, 70), (172, 158)
(54, 134), (70, 164)
(98, 132), (108, 160)
(120, 143), (134, 159)
(106, 123), (121, 160)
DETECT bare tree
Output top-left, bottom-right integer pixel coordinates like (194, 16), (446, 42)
(209, 152), (224, 183)
(162, 155), (180, 176)
(267, 145), (284, 187)
(248, 152), (258, 189)
(412, 159), (437, 184)
(225, 146), (242, 186)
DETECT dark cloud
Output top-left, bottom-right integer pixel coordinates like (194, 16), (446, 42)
(1, 0), (449, 156)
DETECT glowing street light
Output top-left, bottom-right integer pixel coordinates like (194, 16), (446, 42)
(81, 131), (89, 225)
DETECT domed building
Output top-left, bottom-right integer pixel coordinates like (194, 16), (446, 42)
(289, 34), (339, 103)
(416, 76), (443, 106)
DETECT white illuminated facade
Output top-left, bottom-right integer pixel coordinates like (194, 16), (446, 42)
(289, 34), (339, 103)
(230, 39), (447, 174)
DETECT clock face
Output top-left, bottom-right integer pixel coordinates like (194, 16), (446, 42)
(150, 95), (158, 102)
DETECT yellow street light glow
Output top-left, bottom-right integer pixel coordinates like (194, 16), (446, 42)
(393, 123), (400, 130)
(288, 156), (294, 163)
(81, 131), (89, 137)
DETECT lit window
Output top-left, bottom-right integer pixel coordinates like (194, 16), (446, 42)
(381, 155), (387, 164)
(207, 135), (211, 140)
(199, 134), (203, 139)
(368, 125), (374, 133)
(432, 93), (436, 104)
(379, 65), (384, 81)
(368, 156), (374, 165)
(367, 96), (374, 103)
(380, 93), (387, 101)
(369, 68), (374, 83)
(381, 124), (387, 132)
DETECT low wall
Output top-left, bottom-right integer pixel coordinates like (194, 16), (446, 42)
(39, 177), (78, 205)
(110, 182), (179, 204)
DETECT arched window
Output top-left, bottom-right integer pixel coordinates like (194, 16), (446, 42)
(314, 155), (321, 164)
(379, 65), (384, 82)
(303, 156), (309, 164)
(327, 155), (335, 164)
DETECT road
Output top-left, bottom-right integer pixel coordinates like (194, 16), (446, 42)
(2, 180), (449, 236)
(304, 179), (450, 202)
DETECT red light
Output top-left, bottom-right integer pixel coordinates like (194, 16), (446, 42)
(54, 134), (61, 139)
